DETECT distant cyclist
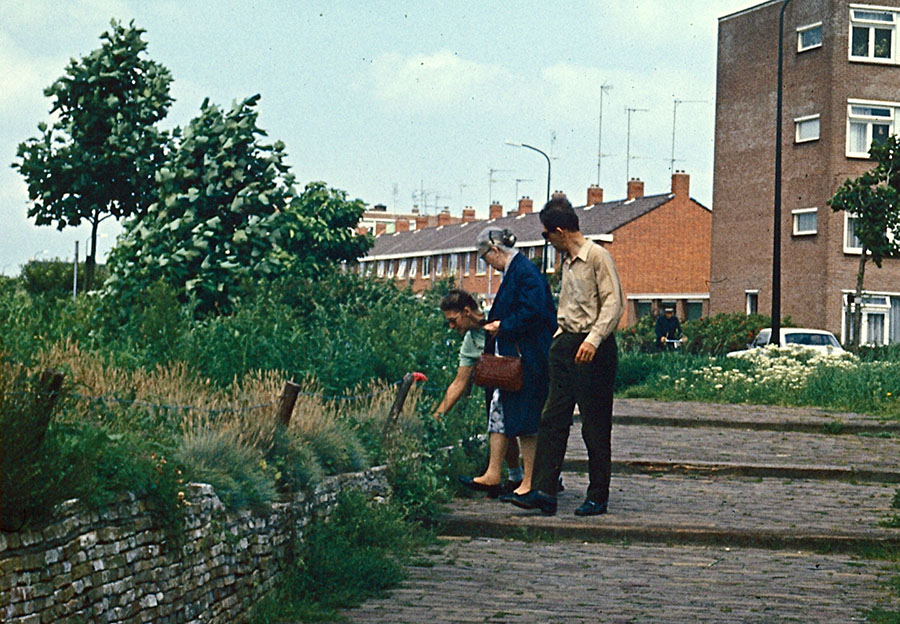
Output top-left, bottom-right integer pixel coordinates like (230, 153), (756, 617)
(655, 306), (682, 351)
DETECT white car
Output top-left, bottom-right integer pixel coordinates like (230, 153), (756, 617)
(726, 328), (844, 357)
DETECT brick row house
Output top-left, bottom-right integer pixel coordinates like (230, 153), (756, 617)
(358, 173), (711, 327)
(712, 0), (900, 344)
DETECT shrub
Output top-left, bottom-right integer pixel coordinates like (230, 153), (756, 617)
(681, 313), (791, 356)
(20, 259), (108, 298)
(249, 489), (432, 623)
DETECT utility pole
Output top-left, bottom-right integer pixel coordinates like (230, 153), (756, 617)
(597, 83), (612, 186)
(626, 106), (649, 181)
(670, 98), (706, 175)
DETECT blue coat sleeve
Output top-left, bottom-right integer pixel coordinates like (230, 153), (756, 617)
(498, 256), (551, 341)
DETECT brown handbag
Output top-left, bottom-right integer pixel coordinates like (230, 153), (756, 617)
(473, 345), (524, 392)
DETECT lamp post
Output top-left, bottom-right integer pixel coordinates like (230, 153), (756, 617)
(505, 141), (550, 203)
(771, 0), (792, 347)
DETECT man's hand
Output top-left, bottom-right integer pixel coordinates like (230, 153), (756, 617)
(574, 341), (596, 364)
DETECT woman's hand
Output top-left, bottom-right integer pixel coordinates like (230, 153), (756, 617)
(483, 320), (501, 334)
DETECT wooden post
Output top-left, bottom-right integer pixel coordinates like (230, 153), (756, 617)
(382, 372), (415, 437)
(29, 370), (64, 452)
(276, 381), (301, 427)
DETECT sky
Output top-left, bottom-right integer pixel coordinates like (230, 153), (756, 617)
(0, 0), (761, 276)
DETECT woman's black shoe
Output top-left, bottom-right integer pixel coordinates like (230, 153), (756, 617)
(458, 475), (502, 497)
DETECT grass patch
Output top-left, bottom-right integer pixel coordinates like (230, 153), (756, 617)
(249, 489), (436, 623)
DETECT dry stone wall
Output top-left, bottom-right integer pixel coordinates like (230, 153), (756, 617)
(1, 466), (390, 623)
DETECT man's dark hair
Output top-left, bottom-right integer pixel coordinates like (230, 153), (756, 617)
(439, 289), (480, 313)
(539, 197), (579, 232)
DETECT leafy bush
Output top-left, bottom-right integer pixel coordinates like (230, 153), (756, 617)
(20, 259), (107, 297)
(250, 489), (432, 623)
(681, 313), (791, 355)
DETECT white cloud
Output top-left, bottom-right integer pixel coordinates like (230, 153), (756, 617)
(371, 50), (512, 112)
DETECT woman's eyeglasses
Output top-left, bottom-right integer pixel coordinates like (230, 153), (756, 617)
(444, 313), (462, 327)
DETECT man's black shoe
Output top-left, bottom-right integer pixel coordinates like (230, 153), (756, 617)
(557, 477), (565, 493)
(574, 499), (607, 516)
(458, 475), (502, 497)
(502, 490), (557, 515)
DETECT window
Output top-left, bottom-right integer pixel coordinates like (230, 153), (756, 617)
(847, 103), (893, 157)
(545, 246), (557, 272)
(686, 301), (703, 321)
(435, 255), (443, 277)
(850, 8), (895, 61)
(386, 260), (394, 279)
(746, 290), (759, 316)
(422, 256), (432, 279)
(845, 213), (864, 253)
(397, 258), (407, 279)
(409, 257), (417, 278)
(795, 115), (820, 142)
(635, 301), (651, 319)
(792, 207), (818, 235)
(377, 260), (385, 278)
(464, 252), (471, 276)
(797, 23), (823, 52)
(476, 255), (487, 275)
(449, 253), (459, 276)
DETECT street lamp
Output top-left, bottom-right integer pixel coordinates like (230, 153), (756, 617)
(771, 0), (793, 347)
(505, 141), (551, 203)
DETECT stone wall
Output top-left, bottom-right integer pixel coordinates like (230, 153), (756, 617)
(1, 467), (390, 623)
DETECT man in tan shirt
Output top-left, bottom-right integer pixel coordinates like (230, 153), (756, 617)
(503, 196), (624, 516)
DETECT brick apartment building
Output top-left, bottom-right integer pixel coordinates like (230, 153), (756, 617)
(359, 172), (711, 327)
(358, 204), (469, 236)
(712, 0), (900, 344)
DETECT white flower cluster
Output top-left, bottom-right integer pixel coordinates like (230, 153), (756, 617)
(668, 346), (859, 393)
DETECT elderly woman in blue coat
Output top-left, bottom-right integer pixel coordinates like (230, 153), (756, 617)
(458, 226), (557, 497)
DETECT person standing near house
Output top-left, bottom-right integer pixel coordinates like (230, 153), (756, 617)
(457, 227), (557, 498)
(435, 289), (522, 495)
(504, 196), (624, 516)
(655, 306), (682, 350)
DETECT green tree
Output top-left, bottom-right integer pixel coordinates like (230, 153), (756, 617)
(829, 135), (900, 348)
(13, 20), (173, 291)
(105, 95), (371, 315)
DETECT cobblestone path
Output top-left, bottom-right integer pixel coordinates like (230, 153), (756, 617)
(339, 399), (900, 623)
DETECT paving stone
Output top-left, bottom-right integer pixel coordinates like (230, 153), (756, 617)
(340, 537), (899, 623)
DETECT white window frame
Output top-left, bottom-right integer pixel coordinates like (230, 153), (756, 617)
(844, 212), (865, 253)
(545, 246), (557, 273)
(476, 255), (487, 275)
(397, 258), (407, 279)
(797, 22), (823, 52)
(422, 255), (432, 279)
(792, 207), (818, 236)
(843, 290), (895, 345)
(464, 252), (471, 276)
(849, 6), (896, 63)
(409, 257), (417, 278)
(794, 114), (820, 143)
(745, 290), (759, 316)
(376, 260), (385, 278)
(435, 254), (443, 277)
(846, 100), (896, 157)
(449, 253), (459, 276)
(386, 260), (394, 279)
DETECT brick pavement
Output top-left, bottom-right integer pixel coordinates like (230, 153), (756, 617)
(337, 400), (900, 623)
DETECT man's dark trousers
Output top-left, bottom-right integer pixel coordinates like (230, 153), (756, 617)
(532, 332), (617, 504)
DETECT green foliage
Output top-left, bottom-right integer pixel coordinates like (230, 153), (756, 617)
(1, 367), (181, 532)
(829, 135), (900, 268)
(617, 314), (657, 352)
(250, 490), (432, 623)
(105, 95), (371, 316)
(19, 259), (107, 298)
(266, 429), (323, 493)
(13, 19), (173, 289)
(682, 313), (787, 356)
(173, 429), (276, 511)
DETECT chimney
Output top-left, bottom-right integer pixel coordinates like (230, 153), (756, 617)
(587, 185), (603, 206)
(357, 225), (369, 236)
(489, 202), (503, 220)
(415, 215), (429, 230)
(462, 207), (476, 223)
(395, 218), (410, 232)
(437, 208), (451, 227)
(375, 222), (386, 236)
(627, 178), (644, 200)
(672, 170), (690, 198)
(518, 196), (534, 214)
(551, 190), (567, 200)
(372, 203), (387, 212)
